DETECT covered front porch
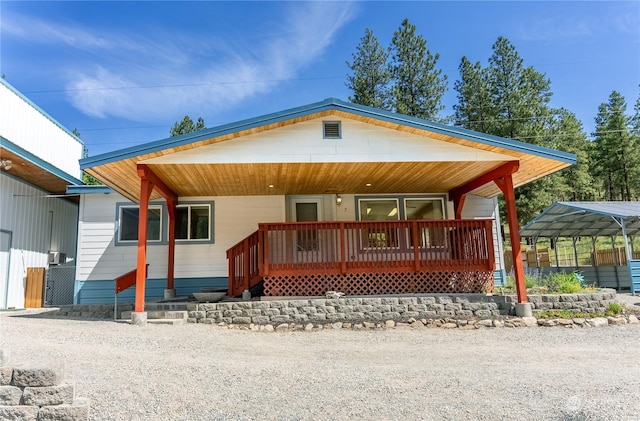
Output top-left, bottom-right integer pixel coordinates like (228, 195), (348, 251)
(79, 98), (577, 318)
(227, 219), (496, 297)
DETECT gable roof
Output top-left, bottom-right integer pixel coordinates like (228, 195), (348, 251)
(80, 98), (576, 202)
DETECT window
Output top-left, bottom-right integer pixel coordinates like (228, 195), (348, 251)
(358, 199), (399, 248)
(118, 205), (162, 243)
(323, 121), (341, 139)
(357, 196), (446, 249)
(404, 198), (446, 247)
(176, 204), (211, 241)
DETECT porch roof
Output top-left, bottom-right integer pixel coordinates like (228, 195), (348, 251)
(80, 98), (576, 203)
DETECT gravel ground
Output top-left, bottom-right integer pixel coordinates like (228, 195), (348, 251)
(1, 300), (640, 421)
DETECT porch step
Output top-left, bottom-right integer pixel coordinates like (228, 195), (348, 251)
(116, 318), (186, 325)
(120, 310), (189, 320)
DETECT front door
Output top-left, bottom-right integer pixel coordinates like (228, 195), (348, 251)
(289, 197), (323, 252)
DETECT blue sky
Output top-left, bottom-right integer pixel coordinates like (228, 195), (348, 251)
(1, 1), (638, 157)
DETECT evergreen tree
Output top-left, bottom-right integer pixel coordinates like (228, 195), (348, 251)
(345, 28), (391, 109)
(591, 91), (639, 201)
(545, 109), (594, 201)
(453, 57), (493, 133)
(170, 116), (205, 137)
(389, 19), (447, 120)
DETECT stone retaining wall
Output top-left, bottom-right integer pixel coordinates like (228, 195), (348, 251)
(0, 363), (89, 421)
(53, 303), (133, 320)
(188, 289), (619, 325)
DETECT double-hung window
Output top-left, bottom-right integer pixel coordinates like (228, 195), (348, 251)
(118, 205), (163, 243)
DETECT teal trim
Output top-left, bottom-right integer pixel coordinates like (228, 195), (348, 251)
(80, 98), (577, 170)
(0, 78), (84, 145)
(630, 260), (640, 295)
(0, 136), (83, 186)
(493, 269), (507, 287)
(66, 185), (113, 194)
(74, 277), (228, 304)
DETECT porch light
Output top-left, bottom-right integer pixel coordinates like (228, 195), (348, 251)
(365, 183), (371, 187)
(336, 195), (342, 206)
(1, 159), (11, 170)
(268, 184), (274, 188)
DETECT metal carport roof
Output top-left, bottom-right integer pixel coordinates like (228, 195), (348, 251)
(520, 201), (640, 239)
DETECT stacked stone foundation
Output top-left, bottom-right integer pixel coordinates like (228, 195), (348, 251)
(0, 363), (89, 420)
(188, 289), (619, 325)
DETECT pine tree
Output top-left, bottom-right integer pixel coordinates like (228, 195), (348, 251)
(389, 19), (447, 120)
(345, 28), (391, 109)
(591, 91), (639, 201)
(453, 57), (493, 133)
(170, 116), (205, 137)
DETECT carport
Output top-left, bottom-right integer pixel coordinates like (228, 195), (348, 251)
(520, 202), (640, 294)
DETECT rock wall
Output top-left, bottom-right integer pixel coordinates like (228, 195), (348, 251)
(0, 364), (89, 421)
(188, 289), (619, 325)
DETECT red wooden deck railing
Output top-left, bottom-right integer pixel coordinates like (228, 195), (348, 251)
(227, 219), (495, 297)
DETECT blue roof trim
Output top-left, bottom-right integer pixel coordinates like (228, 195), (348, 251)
(80, 97), (576, 169)
(66, 185), (114, 194)
(0, 136), (83, 186)
(0, 78), (84, 146)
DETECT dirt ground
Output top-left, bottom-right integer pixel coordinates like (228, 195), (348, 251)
(1, 303), (639, 421)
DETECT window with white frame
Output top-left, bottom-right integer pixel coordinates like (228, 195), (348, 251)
(175, 204), (211, 241)
(118, 205), (163, 242)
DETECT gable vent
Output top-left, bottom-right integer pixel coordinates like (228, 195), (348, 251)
(323, 121), (341, 139)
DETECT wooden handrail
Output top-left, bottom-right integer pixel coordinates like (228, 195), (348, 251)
(226, 219), (496, 296)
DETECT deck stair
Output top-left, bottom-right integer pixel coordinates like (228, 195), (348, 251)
(119, 302), (196, 325)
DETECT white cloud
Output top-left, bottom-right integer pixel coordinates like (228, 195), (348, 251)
(9, 2), (357, 122)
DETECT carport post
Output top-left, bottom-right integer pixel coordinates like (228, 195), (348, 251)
(620, 219), (635, 295)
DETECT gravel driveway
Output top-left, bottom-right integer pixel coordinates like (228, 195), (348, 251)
(2, 308), (639, 421)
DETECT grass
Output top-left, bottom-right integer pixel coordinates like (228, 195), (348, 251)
(537, 303), (625, 319)
(503, 268), (593, 294)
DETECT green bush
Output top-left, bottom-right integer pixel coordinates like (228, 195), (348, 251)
(607, 302), (624, 315)
(504, 270), (588, 294)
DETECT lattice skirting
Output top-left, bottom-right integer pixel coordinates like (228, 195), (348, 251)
(263, 270), (494, 297)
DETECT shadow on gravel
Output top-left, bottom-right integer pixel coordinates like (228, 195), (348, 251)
(2, 309), (113, 322)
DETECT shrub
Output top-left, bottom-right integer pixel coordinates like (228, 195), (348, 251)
(607, 302), (624, 315)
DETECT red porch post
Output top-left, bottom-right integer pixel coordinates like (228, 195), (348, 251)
(135, 164), (178, 314)
(495, 174), (528, 304)
(135, 177), (153, 313)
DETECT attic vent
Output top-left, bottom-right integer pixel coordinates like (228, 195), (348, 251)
(323, 121), (341, 139)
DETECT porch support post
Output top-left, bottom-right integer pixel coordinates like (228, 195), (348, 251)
(135, 176), (153, 315)
(494, 173), (528, 304)
(137, 164), (178, 300)
(166, 199), (176, 295)
(453, 196), (466, 220)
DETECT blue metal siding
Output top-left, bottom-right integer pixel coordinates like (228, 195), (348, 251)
(493, 269), (507, 287)
(630, 260), (640, 295)
(74, 277), (228, 304)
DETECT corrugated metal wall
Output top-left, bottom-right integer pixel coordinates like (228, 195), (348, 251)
(0, 174), (78, 308)
(0, 81), (83, 179)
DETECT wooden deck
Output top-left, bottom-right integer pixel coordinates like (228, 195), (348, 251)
(227, 219), (496, 297)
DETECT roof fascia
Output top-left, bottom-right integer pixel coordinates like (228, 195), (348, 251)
(1, 135), (83, 186)
(0, 79), (84, 146)
(80, 97), (577, 170)
(555, 201), (632, 219)
(66, 185), (114, 195)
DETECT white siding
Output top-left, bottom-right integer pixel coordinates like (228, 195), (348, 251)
(461, 194), (505, 271)
(142, 117), (513, 165)
(0, 174), (78, 308)
(75, 192), (286, 282)
(0, 81), (83, 179)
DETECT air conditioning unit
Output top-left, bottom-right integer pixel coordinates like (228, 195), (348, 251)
(48, 252), (66, 265)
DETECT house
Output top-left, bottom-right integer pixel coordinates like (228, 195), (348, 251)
(0, 78), (84, 309)
(76, 98), (576, 316)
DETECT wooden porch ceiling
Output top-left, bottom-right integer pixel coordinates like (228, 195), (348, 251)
(0, 147), (79, 201)
(84, 110), (572, 203)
